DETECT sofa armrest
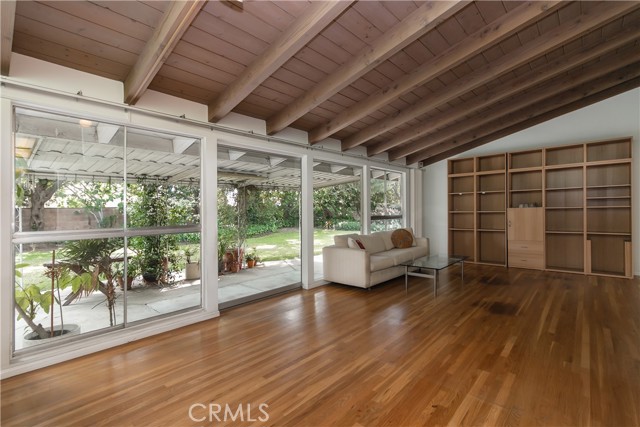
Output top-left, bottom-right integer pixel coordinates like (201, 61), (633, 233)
(322, 246), (370, 288)
(415, 237), (430, 256)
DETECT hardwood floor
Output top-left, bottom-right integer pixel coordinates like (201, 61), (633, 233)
(2, 265), (640, 426)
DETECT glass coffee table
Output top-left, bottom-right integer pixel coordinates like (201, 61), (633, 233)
(400, 255), (467, 297)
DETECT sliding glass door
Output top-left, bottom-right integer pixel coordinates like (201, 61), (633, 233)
(12, 107), (202, 352)
(217, 147), (301, 308)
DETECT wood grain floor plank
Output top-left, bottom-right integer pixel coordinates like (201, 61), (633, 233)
(2, 265), (639, 426)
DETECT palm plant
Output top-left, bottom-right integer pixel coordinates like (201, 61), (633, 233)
(59, 238), (122, 326)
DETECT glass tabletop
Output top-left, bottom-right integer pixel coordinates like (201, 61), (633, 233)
(400, 255), (467, 270)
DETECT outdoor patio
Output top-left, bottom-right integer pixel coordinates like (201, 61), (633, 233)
(15, 255), (326, 350)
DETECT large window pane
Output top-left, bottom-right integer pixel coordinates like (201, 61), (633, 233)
(126, 232), (201, 324)
(217, 147), (301, 307)
(125, 128), (200, 229)
(14, 108), (125, 232)
(370, 169), (403, 231)
(12, 108), (203, 354)
(14, 238), (125, 350)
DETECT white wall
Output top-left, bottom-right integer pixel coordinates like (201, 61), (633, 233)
(422, 88), (640, 275)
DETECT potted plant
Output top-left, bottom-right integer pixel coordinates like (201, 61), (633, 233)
(112, 257), (140, 291)
(245, 247), (260, 268)
(218, 228), (234, 274)
(183, 247), (200, 280)
(14, 258), (85, 347)
(58, 238), (121, 326)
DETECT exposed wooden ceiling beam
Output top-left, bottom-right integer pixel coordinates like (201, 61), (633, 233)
(208, 0), (353, 122)
(0, 0), (16, 76)
(383, 27), (640, 160)
(410, 62), (640, 166)
(305, 0), (561, 146)
(265, 0), (469, 135)
(421, 76), (640, 166)
(343, 1), (640, 151)
(401, 47), (640, 163)
(124, 0), (206, 105)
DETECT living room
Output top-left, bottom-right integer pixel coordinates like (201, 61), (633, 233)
(1, 1), (639, 425)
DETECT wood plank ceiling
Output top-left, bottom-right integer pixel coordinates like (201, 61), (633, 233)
(3, 1), (640, 166)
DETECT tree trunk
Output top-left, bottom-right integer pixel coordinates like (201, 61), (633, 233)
(29, 179), (63, 231)
(14, 303), (49, 339)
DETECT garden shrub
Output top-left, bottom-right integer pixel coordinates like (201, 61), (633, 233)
(335, 220), (361, 231)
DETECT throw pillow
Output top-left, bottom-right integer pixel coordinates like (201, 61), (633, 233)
(402, 227), (417, 246)
(348, 237), (366, 250)
(391, 228), (413, 248)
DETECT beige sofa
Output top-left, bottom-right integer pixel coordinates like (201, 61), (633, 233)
(322, 229), (429, 289)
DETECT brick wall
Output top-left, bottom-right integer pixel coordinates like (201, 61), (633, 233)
(17, 207), (124, 231)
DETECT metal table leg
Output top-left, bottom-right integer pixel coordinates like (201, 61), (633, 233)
(405, 265), (408, 294)
(434, 269), (438, 297)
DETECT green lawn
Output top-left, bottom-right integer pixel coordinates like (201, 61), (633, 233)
(13, 229), (354, 288)
(245, 229), (354, 262)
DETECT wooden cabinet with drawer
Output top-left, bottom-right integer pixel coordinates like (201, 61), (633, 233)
(507, 208), (544, 270)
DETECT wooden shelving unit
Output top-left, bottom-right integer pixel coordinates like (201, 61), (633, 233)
(448, 137), (633, 278)
(448, 158), (475, 262)
(543, 145), (585, 273)
(447, 154), (506, 265)
(507, 150), (544, 269)
(584, 140), (633, 277)
(476, 154), (506, 265)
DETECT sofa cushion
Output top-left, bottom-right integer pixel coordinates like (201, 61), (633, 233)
(334, 233), (358, 247)
(369, 254), (395, 272)
(372, 230), (395, 251)
(391, 228), (413, 248)
(357, 234), (387, 254)
(407, 245), (428, 259)
(383, 246), (427, 265)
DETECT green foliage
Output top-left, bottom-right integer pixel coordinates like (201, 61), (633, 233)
(335, 220), (361, 231)
(14, 263), (52, 321)
(313, 183), (361, 229)
(370, 175), (402, 215)
(128, 179), (184, 283)
(244, 247), (259, 262)
(60, 238), (122, 267)
(14, 260), (91, 336)
(183, 247), (199, 264)
(50, 181), (122, 227)
(218, 226), (235, 262)
(246, 223), (279, 237)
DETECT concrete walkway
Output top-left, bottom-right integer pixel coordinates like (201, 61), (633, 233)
(15, 256), (326, 350)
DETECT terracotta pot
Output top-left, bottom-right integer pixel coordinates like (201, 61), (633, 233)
(117, 275), (134, 290)
(247, 260), (256, 268)
(231, 261), (241, 273)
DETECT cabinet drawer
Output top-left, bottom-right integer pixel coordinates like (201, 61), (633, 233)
(508, 251), (544, 269)
(508, 240), (543, 254)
